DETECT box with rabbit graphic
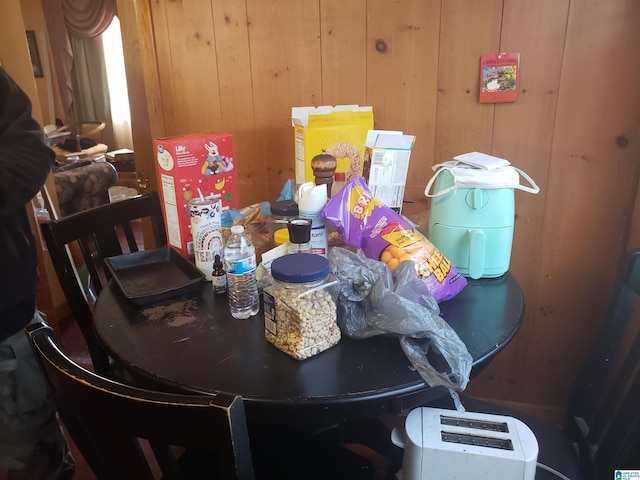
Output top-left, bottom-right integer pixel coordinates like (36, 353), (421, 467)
(154, 133), (238, 258)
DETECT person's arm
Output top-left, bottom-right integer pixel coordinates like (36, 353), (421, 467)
(0, 67), (55, 216)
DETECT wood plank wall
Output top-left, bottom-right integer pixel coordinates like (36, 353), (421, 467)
(119, 0), (640, 417)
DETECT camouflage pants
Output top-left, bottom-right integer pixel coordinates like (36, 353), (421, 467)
(0, 312), (75, 480)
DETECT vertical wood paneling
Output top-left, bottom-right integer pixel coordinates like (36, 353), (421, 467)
(118, 0), (164, 193)
(320, 0), (367, 106)
(210, 0), (257, 206)
(465, 0), (570, 402)
(526, 0), (640, 406)
(163, 0), (222, 134)
(118, 0), (167, 251)
(149, 0), (178, 135)
(117, 0), (640, 416)
(435, 0), (502, 163)
(245, 0), (322, 204)
(366, 0), (441, 215)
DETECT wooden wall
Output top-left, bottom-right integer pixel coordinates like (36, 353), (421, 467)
(17, 0), (62, 126)
(118, 0), (640, 418)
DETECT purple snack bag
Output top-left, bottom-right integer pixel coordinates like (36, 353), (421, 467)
(322, 175), (466, 303)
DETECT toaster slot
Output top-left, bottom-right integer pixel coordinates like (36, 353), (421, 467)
(440, 414), (509, 432)
(441, 431), (514, 450)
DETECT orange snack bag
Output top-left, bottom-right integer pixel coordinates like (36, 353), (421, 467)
(322, 176), (467, 302)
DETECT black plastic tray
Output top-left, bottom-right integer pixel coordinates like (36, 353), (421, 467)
(105, 247), (205, 306)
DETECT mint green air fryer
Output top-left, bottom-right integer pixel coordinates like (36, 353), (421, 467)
(427, 170), (515, 280)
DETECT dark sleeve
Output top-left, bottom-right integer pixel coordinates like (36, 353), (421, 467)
(0, 67), (55, 216)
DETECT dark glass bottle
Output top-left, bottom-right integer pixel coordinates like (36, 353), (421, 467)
(211, 254), (227, 295)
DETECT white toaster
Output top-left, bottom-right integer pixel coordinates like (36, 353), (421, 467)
(391, 407), (538, 480)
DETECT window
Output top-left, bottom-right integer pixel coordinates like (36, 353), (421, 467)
(102, 17), (132, 149)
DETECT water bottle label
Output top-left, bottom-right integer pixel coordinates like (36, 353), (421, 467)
(225, 255), (256, 274)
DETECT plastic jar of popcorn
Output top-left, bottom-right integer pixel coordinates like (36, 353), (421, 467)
(263, 253), (341, 360)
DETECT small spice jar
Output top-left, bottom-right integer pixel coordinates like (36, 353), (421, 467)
(263, 254), (340, 360)
(268, 200), (299, 241)
(287, 217), (312, 254)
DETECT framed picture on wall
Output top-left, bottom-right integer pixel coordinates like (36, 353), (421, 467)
(26, 30), (43, 78)
(479, 52), (519, 103)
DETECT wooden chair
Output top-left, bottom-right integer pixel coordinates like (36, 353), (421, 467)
(47, 121), (104, 152)
(40, 191), (167, 375)
(76, 121), (105, 143)
(429, 248), (640, 479)
(25, 322), (255, 480)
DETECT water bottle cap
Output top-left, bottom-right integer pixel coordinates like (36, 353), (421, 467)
(271, 254), (329, 283)
(230, 225), (244, 234)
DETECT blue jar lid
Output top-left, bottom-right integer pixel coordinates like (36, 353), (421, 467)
(271, 254), (330, 283)
(270, 200), (298, 217)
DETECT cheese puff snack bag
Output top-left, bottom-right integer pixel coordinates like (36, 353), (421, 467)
(322, 175), (466, 302)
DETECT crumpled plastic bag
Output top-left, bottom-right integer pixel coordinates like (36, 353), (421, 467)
(220, 202), (272, 261)
(277, 178), (295, 201)
(328, 246), (472, 391)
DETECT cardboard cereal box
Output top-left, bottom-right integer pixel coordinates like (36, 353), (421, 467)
(154, 133), (238, 258)
(292, 105), (373, 186)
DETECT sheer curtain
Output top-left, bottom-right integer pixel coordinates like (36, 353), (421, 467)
(69, 34), (113, 146)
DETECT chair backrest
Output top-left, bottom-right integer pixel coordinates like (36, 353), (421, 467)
(40, 191), (167, 375)
(77, 121), (105, 143)
(25, 322), (254, 480)
(565, 248), (640, 478)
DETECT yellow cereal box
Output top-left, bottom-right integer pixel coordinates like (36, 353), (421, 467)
(292, 105), (373, 186)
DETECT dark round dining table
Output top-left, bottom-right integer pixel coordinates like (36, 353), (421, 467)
(94, 272), (523, 428)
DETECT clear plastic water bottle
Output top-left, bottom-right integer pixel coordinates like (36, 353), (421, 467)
(223, 225), (260, 319)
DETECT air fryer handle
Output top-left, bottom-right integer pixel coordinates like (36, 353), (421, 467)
(468, 229), (485, 280)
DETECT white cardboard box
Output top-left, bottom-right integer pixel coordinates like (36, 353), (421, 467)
(364, 131), (416, 213)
